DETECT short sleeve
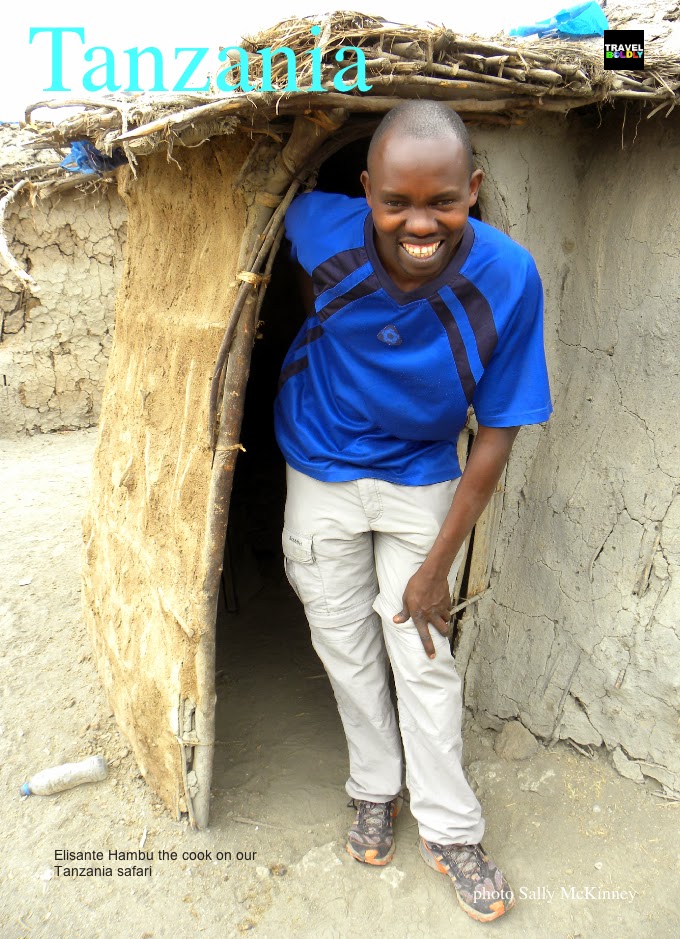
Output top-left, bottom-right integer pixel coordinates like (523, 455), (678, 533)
(284, 192), (317, 267)
(283, 190), (369, 277)
(472, 257), (553, 427)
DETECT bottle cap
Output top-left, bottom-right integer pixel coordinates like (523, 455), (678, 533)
(20, 783), (31, 796)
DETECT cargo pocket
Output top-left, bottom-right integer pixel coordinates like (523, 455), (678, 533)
(281, 526), (326, 613)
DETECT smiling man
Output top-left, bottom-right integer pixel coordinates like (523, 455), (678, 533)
(274, 101), (552, 923)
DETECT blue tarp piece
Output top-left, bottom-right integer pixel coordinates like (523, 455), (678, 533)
(59, 141), (127, 176)
(509, 2), (608, 39)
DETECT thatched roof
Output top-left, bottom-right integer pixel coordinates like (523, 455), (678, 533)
(3, 5), (680, 200)
(0, 124), (69, 190)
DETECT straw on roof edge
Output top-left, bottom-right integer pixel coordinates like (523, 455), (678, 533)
(3, 9), (679, 197)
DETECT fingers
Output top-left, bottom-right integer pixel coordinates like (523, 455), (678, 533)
(428, 613), (451, 637)
(412, 613), (436, 659)
(393, 589), (452, 658)
(410, 611), (451, 659)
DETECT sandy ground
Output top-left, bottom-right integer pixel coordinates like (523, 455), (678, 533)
(1, 427), (679, 939)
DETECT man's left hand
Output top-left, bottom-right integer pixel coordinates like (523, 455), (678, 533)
(393, 567), (452, 659)
(391, 424), (520, 660)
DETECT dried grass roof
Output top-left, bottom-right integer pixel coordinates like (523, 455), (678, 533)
(3, 6), (680, 198)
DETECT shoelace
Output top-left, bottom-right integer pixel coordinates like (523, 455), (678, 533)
(348, 799), (393, 835)
(438, 843), (486, 880)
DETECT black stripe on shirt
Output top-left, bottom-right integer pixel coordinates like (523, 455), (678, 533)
(312, 247), (369, 298)
(278, 355), (309, 393)
(291, 323), (324, 354)
(449, 274), (498, 367)
(318, 273), (381, 323)
(429, 295), (477, 404)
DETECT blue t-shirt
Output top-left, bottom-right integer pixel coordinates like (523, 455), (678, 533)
(274, 191), (552, 485)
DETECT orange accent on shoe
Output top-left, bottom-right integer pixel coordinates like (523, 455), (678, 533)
(345, 798), (399, 867)
(420, 838), (448, 874)
(345, 841), (395, 866)
(458, 896), (515, 923)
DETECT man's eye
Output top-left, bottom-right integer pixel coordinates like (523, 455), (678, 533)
(434, 200), (455, 207)
(386, 201), (405, 207)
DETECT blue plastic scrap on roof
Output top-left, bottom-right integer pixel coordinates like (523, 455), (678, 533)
(60, 141), (128, 176)
(509, 2), (609, 39)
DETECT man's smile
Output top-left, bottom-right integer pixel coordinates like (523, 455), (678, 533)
(400, 241), (443, 260)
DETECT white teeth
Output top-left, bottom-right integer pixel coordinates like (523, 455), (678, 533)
(401, 242), (441, 259)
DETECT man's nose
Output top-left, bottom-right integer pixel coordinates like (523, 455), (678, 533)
(403, 208), (438, 237)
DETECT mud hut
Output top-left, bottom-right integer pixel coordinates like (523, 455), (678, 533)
(4, 8), (679, 829)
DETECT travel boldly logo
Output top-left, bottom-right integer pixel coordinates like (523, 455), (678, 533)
(604, 30), (644, 70)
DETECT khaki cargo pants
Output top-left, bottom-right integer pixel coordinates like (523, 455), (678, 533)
(282, 463), (485, 846)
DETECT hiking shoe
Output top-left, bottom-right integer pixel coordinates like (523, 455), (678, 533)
(420, 837), (515, 922)
(346, 798), (400, 866)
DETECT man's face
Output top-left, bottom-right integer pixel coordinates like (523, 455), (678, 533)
(361, 133), (483, 292)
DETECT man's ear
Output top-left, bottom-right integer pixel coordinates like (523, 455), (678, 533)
(468, 168), (484, 208)
(360, 169), (372, 204)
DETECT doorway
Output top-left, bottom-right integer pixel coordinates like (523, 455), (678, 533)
(210, 130), (493, 834)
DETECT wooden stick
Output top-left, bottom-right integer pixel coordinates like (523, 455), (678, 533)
(377, 49), (566, 88)
(426, 62), (559, 93)
(649, 70), (678, 97)
(194, 266), (263, 830)
(449, 589), (489, 617)
(568, 740), (594, 759)
(114, 97), (260, 142)
(111, 84), (540, 144)
(25, 97), (116, 123)
(647, 99), (674, 119)
(176, 736), (197, 829)
(207, 177), (303, 444)
(611, 73), (656, 92)
(0, 180), (38, 290)
(207, 132), (326, 446)
(534, 95), (604, 111)
(609, 88), (673, 100)
(448, 37), (556, 64)
(273, 93), (532, 111)
(510, 67), (564, 86)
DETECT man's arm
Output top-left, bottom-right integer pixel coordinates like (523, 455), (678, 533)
(394, 423), (519, 658)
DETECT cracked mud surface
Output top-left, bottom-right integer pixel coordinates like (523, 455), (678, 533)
(0, 125), (126, 435)
(463, 115), (680, 795)
(2, 428), (679, 939)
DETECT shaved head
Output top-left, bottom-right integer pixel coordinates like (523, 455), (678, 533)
(367, 101), (473, 176)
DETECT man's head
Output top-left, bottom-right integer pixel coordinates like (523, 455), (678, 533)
(361, 101), (483, 292)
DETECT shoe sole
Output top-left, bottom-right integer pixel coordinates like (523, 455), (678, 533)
(345, 800), (400, 867)
(419, 838), (516, 923)
(345, 841), (396, 866)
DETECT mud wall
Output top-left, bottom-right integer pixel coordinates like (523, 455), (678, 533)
(461, 111), (680, 794)
(0, 130), (127, 434)
(81, 135), (251, 816)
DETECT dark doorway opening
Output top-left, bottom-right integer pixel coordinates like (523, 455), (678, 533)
(216, 134), (379, 634)
(210, 139), (381, 832)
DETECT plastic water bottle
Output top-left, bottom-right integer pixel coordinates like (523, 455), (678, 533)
(20, 755), (108, 795)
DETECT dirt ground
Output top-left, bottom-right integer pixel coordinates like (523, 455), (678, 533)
(2, 427), (679, 939)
